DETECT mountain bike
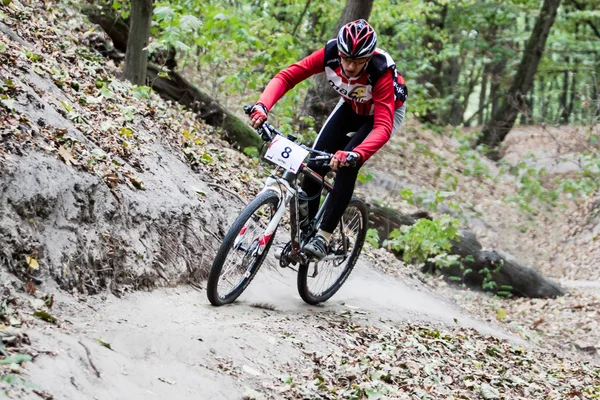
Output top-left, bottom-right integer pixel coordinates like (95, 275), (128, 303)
(206, 106), (368, 306)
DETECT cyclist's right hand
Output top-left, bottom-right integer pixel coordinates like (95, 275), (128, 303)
(249, 103), (268, 129)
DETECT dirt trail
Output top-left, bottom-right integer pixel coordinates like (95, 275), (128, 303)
(19, 257), (524, 400)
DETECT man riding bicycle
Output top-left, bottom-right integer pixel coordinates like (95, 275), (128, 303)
(249, 19), (407, 260)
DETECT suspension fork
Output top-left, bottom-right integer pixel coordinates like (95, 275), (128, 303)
(244, 173), (296, 256)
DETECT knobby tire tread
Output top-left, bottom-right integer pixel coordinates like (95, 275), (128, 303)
(297, 197), (368, 305)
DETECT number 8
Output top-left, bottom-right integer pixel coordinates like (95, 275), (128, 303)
(281, 147), (292, 159)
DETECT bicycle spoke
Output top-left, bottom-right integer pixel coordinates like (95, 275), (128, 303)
(215, 202), (275, 299)
(303, 204), (363, 297)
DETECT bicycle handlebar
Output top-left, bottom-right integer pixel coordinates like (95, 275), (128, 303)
(243, 105), (357, 168)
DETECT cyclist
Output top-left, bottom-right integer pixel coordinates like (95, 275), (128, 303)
(249, 19), (407, 260)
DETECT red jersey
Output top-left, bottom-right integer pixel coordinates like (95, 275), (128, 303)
(258, 39), (408, 161)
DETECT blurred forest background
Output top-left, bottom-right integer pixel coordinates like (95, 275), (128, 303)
(85, 0), (599, 140)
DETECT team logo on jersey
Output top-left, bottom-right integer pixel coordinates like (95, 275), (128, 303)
(328, 80), (369, 103)
(349, 86), (367, 100)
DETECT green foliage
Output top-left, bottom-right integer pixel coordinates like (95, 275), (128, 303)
(454, 132), (491, 179)
(148, 5), (201, 55)
(503, 150), (600, 214)
(357, 169), (374, 184)
(384, 216), (460, 265)
(480, 259), (504, 292)
(365, 228), (380, 249)
(118, 1), (337, 141)
(132, 86), (153, 100)
(243, 146), (259, 158)
(123, 0), (597, 130)
(0, 353), (32, 365)
(401, 187), (455, 214)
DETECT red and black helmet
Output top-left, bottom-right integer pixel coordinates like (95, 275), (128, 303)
(337, 19), (377, 59)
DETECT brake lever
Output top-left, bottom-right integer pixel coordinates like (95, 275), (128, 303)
(346, 153), (359, 167)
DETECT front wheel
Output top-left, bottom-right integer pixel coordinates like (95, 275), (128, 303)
(297, 197), (368, 305)
(207, 190), (280, 306)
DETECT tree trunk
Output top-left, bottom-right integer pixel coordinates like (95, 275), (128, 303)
(489, 58), (506, 118)
(528, 80), (535, 124)
(566, 62), (578, 123)
(478, 68), (489, 125)
(368, 203), (566, 298)
(476, 0), (561, 159)
(447, 55), (464, 126)
(593, 70), (600, 119)
(123, 0), (153, 86)
(83, 5), (176, 71)
(559, 58), (570, 124)
(520, 82), (534, 125)
(301, 0), (374, 129)
(458, 62), (481, 126)
(541, 76), (554, 120)
(418, 2), (449, 125)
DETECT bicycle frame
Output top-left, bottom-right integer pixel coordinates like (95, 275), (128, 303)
(248, 161), (352, 267)
(235, 113), (351, 264)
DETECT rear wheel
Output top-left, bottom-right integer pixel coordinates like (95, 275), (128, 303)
(297, 197), (368, 305)
(207, 191), (280, 306)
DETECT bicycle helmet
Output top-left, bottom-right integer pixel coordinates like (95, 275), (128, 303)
(337, 19), (377, 59)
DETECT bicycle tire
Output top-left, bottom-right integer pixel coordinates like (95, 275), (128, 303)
(297, 197), (368, 305)
(207, 190), (280, 306)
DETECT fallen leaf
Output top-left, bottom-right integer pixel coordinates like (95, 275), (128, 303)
(531, 317), (545, 330)
(44, 294), (54, 309)
(480, 383), (500, 399)
(96, 338), (113, 351)
(120, 127), (133, 138)
(25, 256), (39, 270)
(496, 308), (507, 321)
(201, 152), (213, 164)
(158, 377), (176, 385)
(25, 280), (36, 295)
(129, 176), (146, 190)
(58, 145), (77, 166)
(33, 310), (57, 324)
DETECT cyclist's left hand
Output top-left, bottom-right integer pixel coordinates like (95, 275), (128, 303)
(331, 151), (361, 170)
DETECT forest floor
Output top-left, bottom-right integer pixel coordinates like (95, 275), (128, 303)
(0, 0), (599, 399)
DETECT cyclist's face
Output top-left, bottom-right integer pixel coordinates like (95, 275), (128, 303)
(339, 54), (370, 78)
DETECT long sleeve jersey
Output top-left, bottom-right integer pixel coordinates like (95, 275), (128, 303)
(258, 39), (408, 161)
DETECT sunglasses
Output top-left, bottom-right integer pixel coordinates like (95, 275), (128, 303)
(338, 53), (371, 66)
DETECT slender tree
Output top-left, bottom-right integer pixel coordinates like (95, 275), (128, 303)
(124, 0), (153, 86)
(476, 0), (561, 158)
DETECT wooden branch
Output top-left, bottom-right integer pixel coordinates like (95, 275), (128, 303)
(81, 4), (129, 52)
(208, 183), (247, 204)
(291, 0), (312, 36)
(145, 65), (262, 149)
(78, 341), (101, 378)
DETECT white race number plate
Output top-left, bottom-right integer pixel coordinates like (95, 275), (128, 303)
(264, 135), (309, 173)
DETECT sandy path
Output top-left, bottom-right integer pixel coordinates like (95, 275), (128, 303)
(21, 258), (523, 400)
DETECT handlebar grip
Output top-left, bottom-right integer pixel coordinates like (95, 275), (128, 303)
(243, 105), (253, 115)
